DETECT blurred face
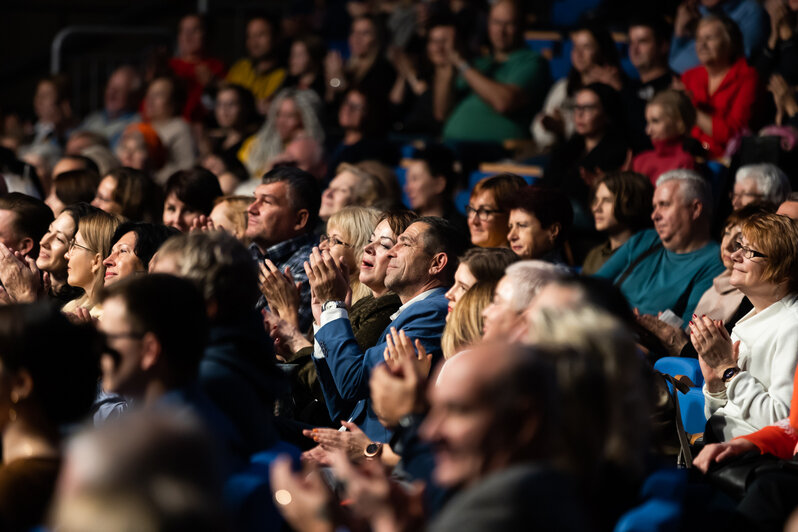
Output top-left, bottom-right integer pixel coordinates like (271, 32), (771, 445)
(728, 233), (770, 294)
(339, 91), (366, 130)
(178, 15), (204, 57)
(349, 18), (377, 58)
(720, 223), (742, 270)
(246, 182), (302, 247)
(45, 189), (66, 218)
(696, 20), (731, 67)
(487, 2), (518, 54)
(104, 69), (135, 115)
(99, 296), (145, 397)
(0, 210), (23, 253)
(163, 193), (201, 232)
(275, 98), (303, 141)
(359, 220), (397, 292)
(210, 203), (245, 240)
(777, 200), (798, 220)
(467, 190), (508, 248)
(573, 89), (605, 137)
(592, 182), (620, 232)
(628, 26), (661, 72)
(444, 264), (477, 314)
(65, 230), (100, 291)
(116, 133), (149, 170)
(731, 178), (763, 210)
(570, 30), (599, 73)
(404, 161), (446, 211)
(34, 80), (62, 124)
(482, 276), (524, 341)
(52, 157), (85, 179)
(427, 25), (455, 66)
(144, 79), (174, 122)
(420, 352), (495, 488)
(651, 180), (695, 251)
(92, 176), (123, 215)
(103, 232), (145, 286)
(289, 41), (311, 76)
(215, 89), (241, 129)
(37, 212), (76, 273)
(246, 18), (273, 60)
(319, 224), (356, 272)
(645, 103), (680, 141)
(384, 222), (431, 296)
(320, 171), (358, 220)
(507, 209), (556, 260)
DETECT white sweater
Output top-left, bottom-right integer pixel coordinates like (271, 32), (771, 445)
(705, 293), (798, 441)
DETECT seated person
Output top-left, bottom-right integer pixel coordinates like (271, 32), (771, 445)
(595, 169), (725, 324)
(404, 144), (467, 235)
(507, 186), (573, 264)
(102, 222), (179, 286)
(442, 0), (548, 143)
(79, 65), (142, 149)
(730, 163), (791, 210)
(92, 167), (162, 223)
(162, 168), (223, 232)
(466, 173), (527, 248)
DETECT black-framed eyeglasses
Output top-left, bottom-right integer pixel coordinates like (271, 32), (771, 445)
(69, 240), (95, 254)
(320, 234), (351, 248)
(733, 240), (768, 260)
(465, 205), (503, 221)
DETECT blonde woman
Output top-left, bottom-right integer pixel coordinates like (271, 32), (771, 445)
(209, 195), (252, 244)
(63, 210), (122, 318)
(441, 282), (495, 359)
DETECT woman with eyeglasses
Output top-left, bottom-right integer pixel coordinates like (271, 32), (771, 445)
(466, 173), (527, 248)
(687, 212), (798, 443)
(62, 210), (122, 318)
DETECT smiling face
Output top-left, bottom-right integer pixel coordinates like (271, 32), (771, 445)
(37, 212), (76, 273)
(319, 223), (356, 273)
(444, 263), (477, 314)
(92, 176), (123, 216)
(384, 222), (432, 298)
(728, 234), (770, 295)
(103, 231), (145, 286)
(359, 219), (397, 293)
(651, 180), (696, 252)
(319, 171), (358, 221)
(404, 160), (446, 212)
(645, 103), (680, 142)
(467, 190), (509, 248)
(481, 276), (525, 341)
(507, 209), (556, 260)
(163, 193), (201, 233)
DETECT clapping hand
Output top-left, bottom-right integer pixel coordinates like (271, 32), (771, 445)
(259, 259), (301, 328)
(301, 421), (372, 465)
(304, 247), (350, 306)
(0, 243), (42, 303)
(270, 456), (336, 532)
(690, 315), (740, 390)
(189, 215), (217, 233)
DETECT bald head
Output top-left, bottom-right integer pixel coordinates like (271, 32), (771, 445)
(777, 200), (798, 221)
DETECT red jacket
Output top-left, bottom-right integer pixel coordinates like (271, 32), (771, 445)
(632, 137), (697, 185)
(682, 57), (759, 158)
(169, 56), (226, 123)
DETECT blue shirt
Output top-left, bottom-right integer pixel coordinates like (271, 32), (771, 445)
(595, 229), (725, 324)
(669, 0), (768, 74)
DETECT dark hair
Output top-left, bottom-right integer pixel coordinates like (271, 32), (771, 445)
(377, 209), (419, 238)
(352, 14), (387, 52)
(416, 216), (470, 284)
(215, 83), (257, 133)
(508, 186), (574, 248)
(164, 168), (223, 216)
(149, 76), (188, 118)
(261, 165), (321, 232)
(412, 144), (459, 197)
(340, 87), (385, 137)
(0, 302), (100, 425)
(0, 193), (54, 258)
(567, 25), (621, 95)
(39, 74), (71, 104)
(292, 34), (327, 73)
(471, 173), (528, 212)
(101, 274), (208, 387)
(581, 82), (623, 129)
(105, 167), (163, 222)
(699, 14), (744, 62)
(551, 275), (636, 327)
(460, 247), (519, 284)
(110, 222), (180, 269)
(627, 13), (671, 45)
(595, 171), (654, 233)
(56, 155), (100, 176)
(53, 168), (101, 205)
(61, 202), (101, 234)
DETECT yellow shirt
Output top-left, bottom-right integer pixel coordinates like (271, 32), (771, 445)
(226, 59), (286, 101)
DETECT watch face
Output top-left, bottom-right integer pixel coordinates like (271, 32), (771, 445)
(365, 443), (380, 457)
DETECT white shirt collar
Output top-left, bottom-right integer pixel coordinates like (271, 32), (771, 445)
(390, 288), (438, 321)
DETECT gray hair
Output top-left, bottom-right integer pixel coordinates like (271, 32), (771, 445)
(503, 260), (571, 312)
(735, 163), (791, 205)
(656, 169), (713, 215)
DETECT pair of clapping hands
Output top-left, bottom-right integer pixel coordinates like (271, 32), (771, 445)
(0, 243), (48, 304)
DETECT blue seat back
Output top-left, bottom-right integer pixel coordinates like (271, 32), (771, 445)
(654, 357), (704, 387)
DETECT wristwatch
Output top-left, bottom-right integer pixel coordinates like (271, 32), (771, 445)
(721, 366), (741, 382)
(364, 442), (383, 459)
(321, 300), (347, 312)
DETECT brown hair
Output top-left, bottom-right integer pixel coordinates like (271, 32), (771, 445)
(376, 209), (418, 239)
(105, 167), (162, 222)
(459, 247), (519, 285)
(54, 169), (101, 206)
(470, 173), (527, 212)
(648, 89), (696, 136)
(441, 281), (495, 359)
(594, 171), (654, 233)
(741, 213), (798, 293)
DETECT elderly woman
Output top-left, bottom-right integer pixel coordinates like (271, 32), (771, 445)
(102, 222), (179, 286)
(583, 171), (653, 275)
(730, 163), (791, 210)
(466, 173), (527, 248)
(681, 15), (758, 158)
(507, 186), (573, 264)
(0, 303), (100, 532)
(689, 213), (798, 442)
(62, 210), (122, 317)
(162, 168), (223, 232)
(445, 247), (518, 315)
(92, 167), (162, 222)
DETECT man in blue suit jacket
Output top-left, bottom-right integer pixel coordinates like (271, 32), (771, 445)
(311, 217), (468, 442)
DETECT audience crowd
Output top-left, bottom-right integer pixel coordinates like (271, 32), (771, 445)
(4, 0), (798, 530)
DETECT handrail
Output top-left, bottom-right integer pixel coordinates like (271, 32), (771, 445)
(51, 25), (172, 74)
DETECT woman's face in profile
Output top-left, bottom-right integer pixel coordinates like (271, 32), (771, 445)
(37, 212), (76, 274)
